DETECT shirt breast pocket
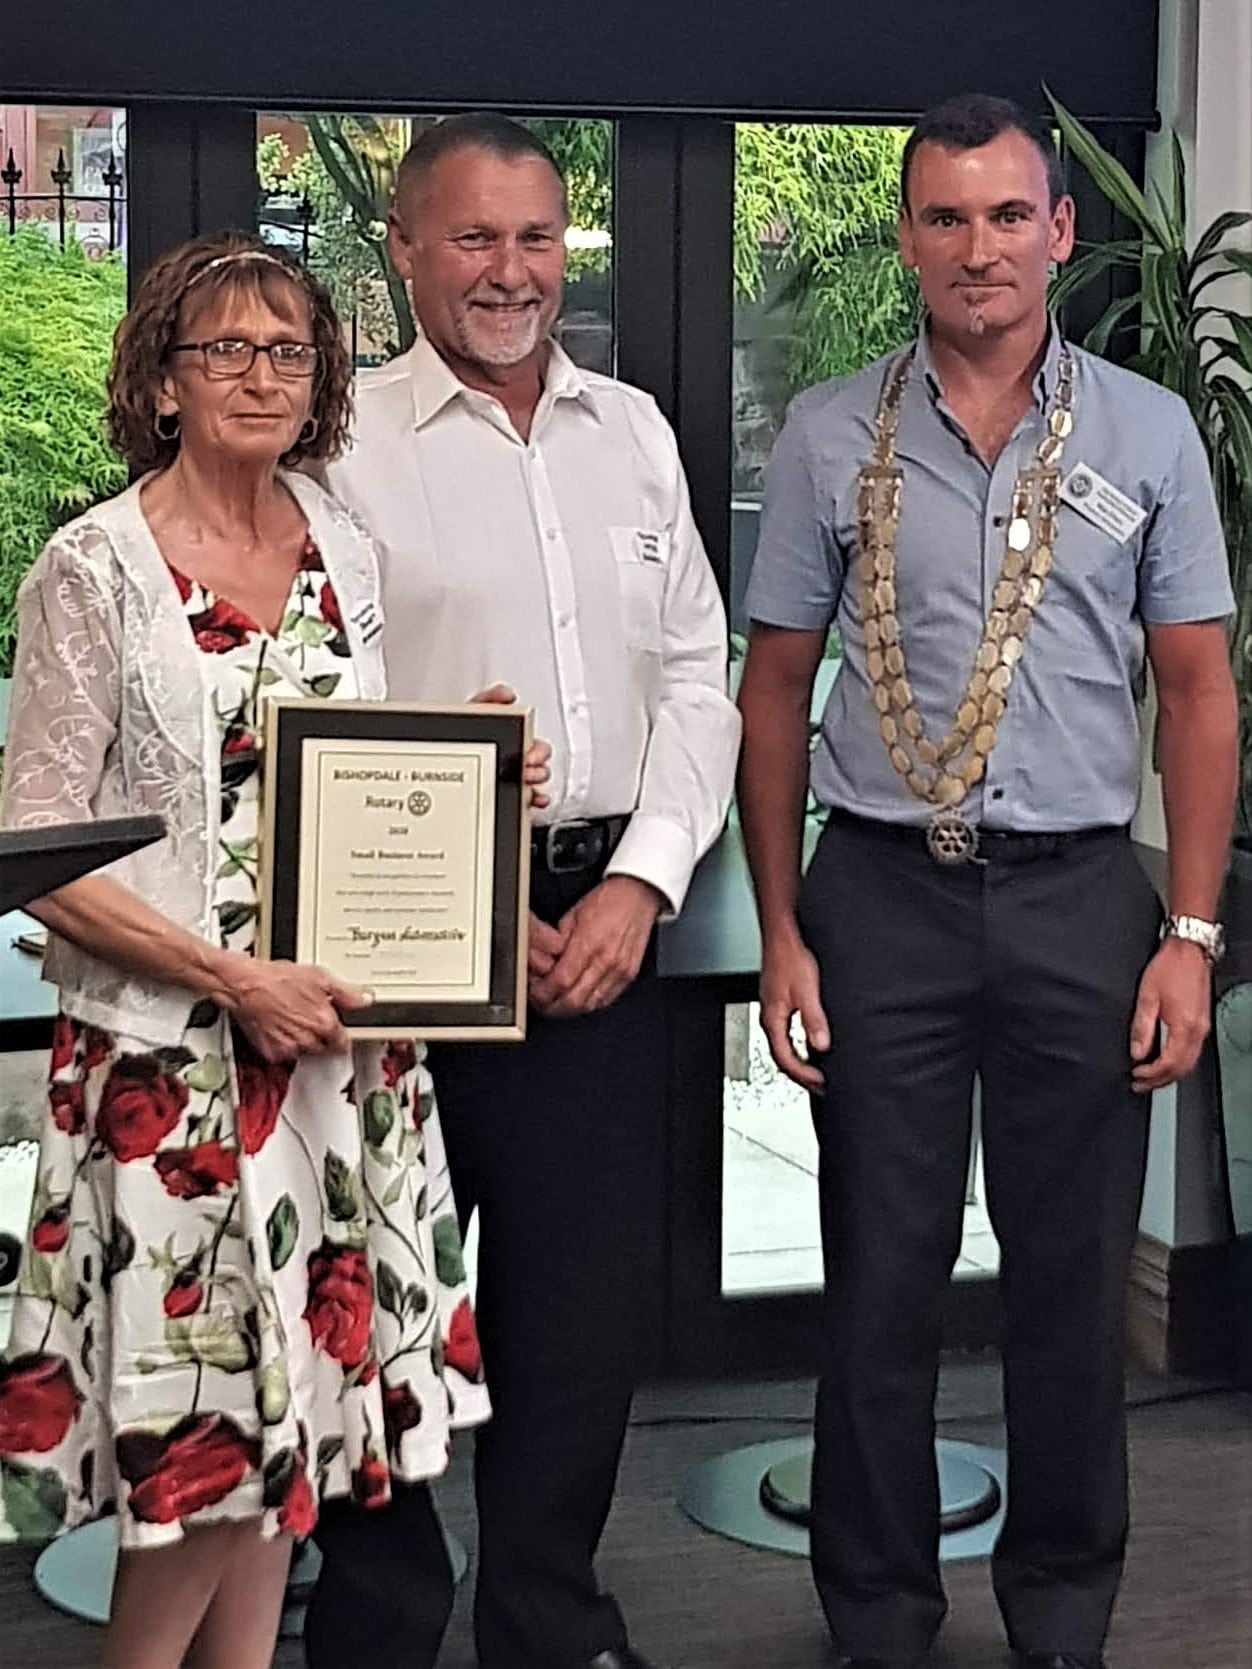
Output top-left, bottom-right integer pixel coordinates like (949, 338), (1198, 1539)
(609, 525), (669, 652)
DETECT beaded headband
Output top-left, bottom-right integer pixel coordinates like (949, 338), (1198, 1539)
(183, 249), (307, 293)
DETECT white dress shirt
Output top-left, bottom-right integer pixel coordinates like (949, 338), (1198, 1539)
(327, 337), (740, 914)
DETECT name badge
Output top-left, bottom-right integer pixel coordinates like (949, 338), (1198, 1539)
(349, 597), (384, 644)
(1060, 464), (1147, 544)
(609, 525), (671, 566)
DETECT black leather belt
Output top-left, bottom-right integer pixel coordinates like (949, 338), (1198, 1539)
(826, 807), (1127, 865)
(531, 816), (630, 876)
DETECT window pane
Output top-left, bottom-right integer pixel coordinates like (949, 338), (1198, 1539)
(723, 124), (995, 1299)
(0, 103), (129, 681)
(256, 113), (614, 371)
(730, 122), (919, 643)
(0, 104), (129, 1312)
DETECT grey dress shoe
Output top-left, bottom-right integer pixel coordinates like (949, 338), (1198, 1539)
(586, 1650), (657, 1669)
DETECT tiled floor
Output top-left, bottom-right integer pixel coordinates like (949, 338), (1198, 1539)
(722, 1003), (997, 1295)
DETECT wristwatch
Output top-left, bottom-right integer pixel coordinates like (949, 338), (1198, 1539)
(1164, 914), (1227, 966)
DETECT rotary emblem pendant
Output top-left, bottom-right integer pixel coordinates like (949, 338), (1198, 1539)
(925, 811), (980, 865)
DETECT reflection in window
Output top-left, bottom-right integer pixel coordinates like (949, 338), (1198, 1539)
(722, 1006), (999, 1298)
(256, 114), (614, 371)
(0, 104), (128, 679)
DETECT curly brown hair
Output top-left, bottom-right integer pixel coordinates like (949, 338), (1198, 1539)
(107, 230), (353, 474)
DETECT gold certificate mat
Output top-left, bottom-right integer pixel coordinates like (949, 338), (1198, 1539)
(258, 700), (531, 1039)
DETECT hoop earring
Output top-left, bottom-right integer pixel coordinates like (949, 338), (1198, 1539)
(154, 411), (181, 442)
(298, 416), (319, 445)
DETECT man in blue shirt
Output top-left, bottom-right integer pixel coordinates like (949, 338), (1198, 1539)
(737, 94), (1238, 1669)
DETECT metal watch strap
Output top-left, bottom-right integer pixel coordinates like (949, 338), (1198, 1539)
(1164, 913), (1226, 965)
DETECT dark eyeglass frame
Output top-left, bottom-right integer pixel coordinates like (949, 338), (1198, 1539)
(168, 338), (320, 379)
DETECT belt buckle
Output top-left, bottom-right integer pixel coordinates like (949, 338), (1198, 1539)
(544, 820), (597, 874)
(925, 811), (981, 865)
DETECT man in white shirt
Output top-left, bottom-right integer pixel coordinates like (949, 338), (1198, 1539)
(306, 114), (739, 1669)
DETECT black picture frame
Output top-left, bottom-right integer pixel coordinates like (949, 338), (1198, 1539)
(258, 700), (531, 1039)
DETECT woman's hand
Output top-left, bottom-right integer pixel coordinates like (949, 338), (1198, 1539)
(470, 682), (552, 811)
(224, 957), (373, 1063)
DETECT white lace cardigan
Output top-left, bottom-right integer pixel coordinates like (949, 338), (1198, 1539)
(0, 471), (387, 1044)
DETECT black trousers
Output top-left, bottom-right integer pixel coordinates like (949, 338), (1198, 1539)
(797, 817), (1163, 1666)
(306, 862), (668, 1669)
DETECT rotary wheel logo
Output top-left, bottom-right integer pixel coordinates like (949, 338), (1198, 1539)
(407, 789), (433, 817)
(1068, 471), (1093, 499)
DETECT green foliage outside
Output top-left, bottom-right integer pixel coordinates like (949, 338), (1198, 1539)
(257, 116), (617, 360)
(0, 119), (917, 674)
(257, 116), (917, 397)
(257, 115), (416, 359)
(0, 229), (127, 676)
(734, 124), (919, 392)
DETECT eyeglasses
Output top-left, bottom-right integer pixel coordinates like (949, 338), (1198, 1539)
(168, 338), (320, 379)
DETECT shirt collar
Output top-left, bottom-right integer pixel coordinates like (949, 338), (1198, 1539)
(912, 313), (1065, 413)
(406, 331), (602, 431)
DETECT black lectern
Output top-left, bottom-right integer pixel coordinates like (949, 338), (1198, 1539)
(0, 816), (166, 916)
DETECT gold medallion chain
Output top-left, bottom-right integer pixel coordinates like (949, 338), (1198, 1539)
(856, 346), (1075, 860)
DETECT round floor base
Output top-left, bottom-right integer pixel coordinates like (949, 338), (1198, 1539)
(680, 1437), (1007, 1564)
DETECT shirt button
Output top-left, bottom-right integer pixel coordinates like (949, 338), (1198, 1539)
(991, 788), (1005, 801)
(545, 528), (559, 541)
(557, 612), (572, 629)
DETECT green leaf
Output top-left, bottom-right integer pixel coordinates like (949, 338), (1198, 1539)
(1048, 240), (1141, 314)
(24, 1248), (54, 1300)
(266, 1194), (299, 1271)
(256, 1359), (291, 1425)
(316, 1434), (344, 1474)
(414, 1184), (427, 1221)
(292, 613), (331, 646)
(362, 1088), (396, 1148)
(187, 999), (221, 1030)
(153, 1045), (196, 1073)
(53, 1262), (89, 1320)
(375, 1258), (405, 1320)
(165, 1313), (256, 1373)
(1169, 132), (1187, 245)
(1045, 87), (1174, 248)
(217, 901), (258, 939)
(431, 1216), (466, 1287)
(1, 1461), (68, 1539)
(101, 1220), (137, 1292)
(404, 1281), (429, 1319)
(381, 1171), (405, 1208)
(1082, 292), (1142, 357)
(308, 672), (342, 696)
(324, 1152), (362, 1222)
(185, 1052), (229, 1095)
(1187, 212), (1252, 285)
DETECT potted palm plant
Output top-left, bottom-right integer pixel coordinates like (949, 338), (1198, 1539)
(1046, 91), (1252, 860)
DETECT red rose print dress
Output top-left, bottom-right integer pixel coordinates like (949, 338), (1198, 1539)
(0, 539), (488, 1548)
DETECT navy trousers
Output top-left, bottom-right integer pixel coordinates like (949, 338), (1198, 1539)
(798, 817), (1162, 1665)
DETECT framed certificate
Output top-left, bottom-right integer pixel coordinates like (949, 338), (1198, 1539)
(258, 700), (531, 1040)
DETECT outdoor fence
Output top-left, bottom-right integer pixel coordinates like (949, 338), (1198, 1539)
(2, 146), (126, 252)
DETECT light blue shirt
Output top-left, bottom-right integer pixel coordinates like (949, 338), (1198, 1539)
(745, 321), (1234, 831)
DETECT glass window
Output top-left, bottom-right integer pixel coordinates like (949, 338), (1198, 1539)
(722, 124), (996, 1299)
(730, 122), (919, 647)
(255, 113), (615, 371)
(0, 103), (129, 680)
(0, 104), (129, 1322)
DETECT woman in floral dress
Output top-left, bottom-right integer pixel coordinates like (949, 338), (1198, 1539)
(0, 233), (544, 1669)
